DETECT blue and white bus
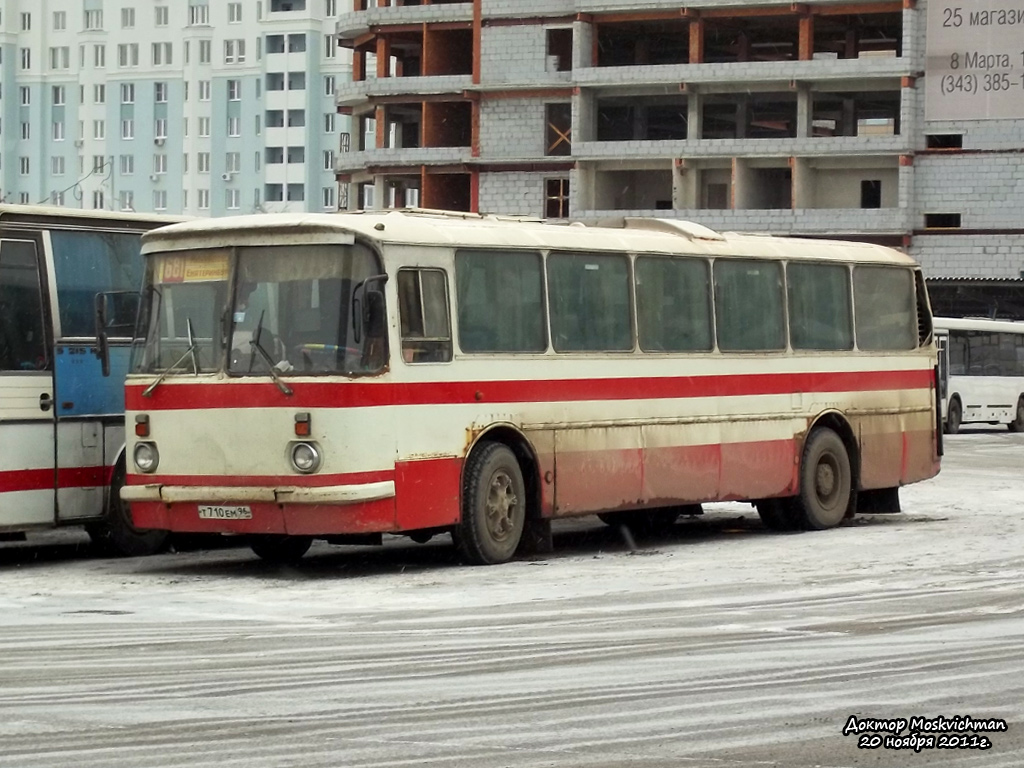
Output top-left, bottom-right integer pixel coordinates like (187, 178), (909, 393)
(0, 205), (184, 554)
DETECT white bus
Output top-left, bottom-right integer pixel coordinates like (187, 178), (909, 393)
(0, 204), (184, 555)
(934, 317), (1024, 433)
(115, 210), (941, 565)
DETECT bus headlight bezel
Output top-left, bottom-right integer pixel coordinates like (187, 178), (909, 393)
(289, 441), (322, 474)
(133, 442), (160, 474)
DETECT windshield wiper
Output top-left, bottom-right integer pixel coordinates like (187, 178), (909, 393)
(143, 316), (202, 397)
(248, 336), (293, 396)
(245, 311), (292, 396)
(186, 318), (200, 376)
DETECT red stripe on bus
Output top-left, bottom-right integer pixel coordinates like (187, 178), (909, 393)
(0, 466), (113, 493)
(126, 368), (934, 411)
(125, 469), (395, 487)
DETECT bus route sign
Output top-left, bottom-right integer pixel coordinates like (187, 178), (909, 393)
(925, 0), (1024, 120)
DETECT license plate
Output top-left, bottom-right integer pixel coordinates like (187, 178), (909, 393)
(198, 505), (252, 520)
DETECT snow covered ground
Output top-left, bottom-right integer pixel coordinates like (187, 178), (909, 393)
(1, 428), (1022, 767)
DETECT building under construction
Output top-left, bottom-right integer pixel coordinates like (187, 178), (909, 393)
(335, 0), (1024, 283)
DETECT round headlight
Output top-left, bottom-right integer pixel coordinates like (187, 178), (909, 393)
(290, 442), (321, 474)
(134, 442), (159, 473)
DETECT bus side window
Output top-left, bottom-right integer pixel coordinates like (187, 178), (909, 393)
(0, 240), (48, 372)
(397, 268), (452, 364)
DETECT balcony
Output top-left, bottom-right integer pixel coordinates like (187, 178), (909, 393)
(337, 2), (473, 42)
(336, 145), (473, 174)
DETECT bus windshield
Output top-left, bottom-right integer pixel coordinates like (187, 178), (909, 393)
(133, 243), (385, 376)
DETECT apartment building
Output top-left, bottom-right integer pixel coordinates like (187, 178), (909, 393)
(335, 0), (1024, 279)
(0, 0), (349, 216)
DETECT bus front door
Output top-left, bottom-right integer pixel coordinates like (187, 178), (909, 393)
(0, 239), (56, 529)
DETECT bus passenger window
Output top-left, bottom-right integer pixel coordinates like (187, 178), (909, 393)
(397, 268), (452, 364)
(547, 252), (632, 352)
(455, 250), (546, 353)
(713, 260), (785, 351)
(787, 262), (853, 351)
(0, 241), (48, 371)
(635, 256), (713, 352)
(853, 267), (915, 350)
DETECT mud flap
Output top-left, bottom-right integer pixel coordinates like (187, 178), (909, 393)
(857, 487), (901, 514)
(517, 515), (553, 556)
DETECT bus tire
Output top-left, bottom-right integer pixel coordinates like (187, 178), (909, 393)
(793, 428), (852, 531)
(86, 462), (170, 557)
(455, 442), (525, 565)
(755, 498), (798, 531)
(945, 398), (962, 434)
(249, 535), (313, 564)
(1008, 398), (1024, 432)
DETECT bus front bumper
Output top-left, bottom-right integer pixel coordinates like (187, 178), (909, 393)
(121, 481), (395, 505)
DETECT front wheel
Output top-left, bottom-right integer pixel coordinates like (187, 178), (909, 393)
(87, 463), (170, 557)
(249, 535), (313, 564)
(454, 442), (526, 565)
(1008, 397), (1024, 432)
(792, 428), (853, 531)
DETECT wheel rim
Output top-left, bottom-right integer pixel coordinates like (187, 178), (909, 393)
(815, 454), (841, 509)
(485, 470), (519, 543)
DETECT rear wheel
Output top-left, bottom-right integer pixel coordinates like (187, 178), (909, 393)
(945, 398), (962, 434)
(249, 535), (313, 564)
(87, 462), (169, 557)
(1008, 397), (1024, 432)
(792, 428), (853, 531)
(454, 442), (525, 565)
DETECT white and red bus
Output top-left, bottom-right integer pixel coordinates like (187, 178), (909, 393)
(116, 210), (941, 564)
(0, 204), (184, 555)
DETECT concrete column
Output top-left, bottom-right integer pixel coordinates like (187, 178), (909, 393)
(573, 20), (594, 69)
(575, 88), (595, 143)
(733, 157), (753, 210)
(796, 84), (811, 138)
(791, 156), (813, 209)
(687, 90), (702, 141)
(673, 159), (698, 209)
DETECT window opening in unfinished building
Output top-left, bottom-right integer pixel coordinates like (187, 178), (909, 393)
(926, 134), (963, 149)
(546, 104), (572, 156)
(860, 180), (881, 209)
(546, 28), (573, 72)
(924, 213), (961, 229)
(545, 179), (570, 219)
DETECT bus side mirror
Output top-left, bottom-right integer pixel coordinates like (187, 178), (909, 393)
(365, 289), (386, 338)
(94, 294), (111, 377)
(93, 291), (140, 378)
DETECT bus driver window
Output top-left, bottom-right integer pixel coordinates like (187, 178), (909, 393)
(0, 241), (48, 372)
(398, 268), (452, 364)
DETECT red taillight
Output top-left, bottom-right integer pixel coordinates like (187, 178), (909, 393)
(135, 414), (150, 437)
(294, 412), (311, 437)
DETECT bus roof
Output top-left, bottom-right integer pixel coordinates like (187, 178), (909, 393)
(141, 209), (917, 265)
(0, 203), (187, 228)
(933, 316), (1024, 334)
